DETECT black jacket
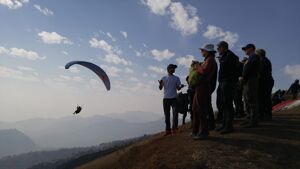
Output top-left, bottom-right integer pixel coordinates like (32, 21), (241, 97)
(243, 53), (260, 81)
(258, 56), (273, 81)
(218, 50), (239, 83)
(289, 82), (300, 94)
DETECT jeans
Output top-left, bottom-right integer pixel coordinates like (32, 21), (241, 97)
(219, 81), (235, 129)
(163, 98), (178, 131)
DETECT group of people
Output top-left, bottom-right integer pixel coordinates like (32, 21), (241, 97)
(159, 41), (275, 139)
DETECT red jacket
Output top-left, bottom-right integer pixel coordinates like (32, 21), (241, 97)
(196, 55), (218, 93)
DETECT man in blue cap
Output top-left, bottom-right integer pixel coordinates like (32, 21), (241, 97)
(240, 44), (260, 128)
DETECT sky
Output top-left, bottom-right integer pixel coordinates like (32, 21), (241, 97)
(0, 0), (300, 122)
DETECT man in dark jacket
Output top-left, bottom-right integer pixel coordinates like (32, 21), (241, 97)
(256, 49), (274, 120)
(240, 44), (260, 128)
(288, 80), (300, 100)
(215, 41), (239, 134)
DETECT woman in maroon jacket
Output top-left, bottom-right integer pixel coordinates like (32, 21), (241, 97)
(192, 44), (218, 140)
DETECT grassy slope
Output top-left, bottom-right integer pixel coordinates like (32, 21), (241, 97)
(77, 106), (300, 169)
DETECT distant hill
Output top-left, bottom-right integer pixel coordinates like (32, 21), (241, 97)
(0, 129), (36, 158)
(106, 111), (163, 123)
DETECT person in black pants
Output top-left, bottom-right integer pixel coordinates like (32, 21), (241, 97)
(256, 49), (274, 121)
(159, 64), (184, 135)
(215, 41), (240, 134)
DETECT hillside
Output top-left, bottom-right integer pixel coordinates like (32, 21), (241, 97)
(0, 129), (36, 158)
(76, 106), (300, 169)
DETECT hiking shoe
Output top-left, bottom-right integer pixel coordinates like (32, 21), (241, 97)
(164, 130), (172, 136)
(220, 128), (234, 134)
(208, 125), (216, 130)
(192, 133), (208, 140)
(241, 123), (258, 128)
(190, 132), (197, 137)
(172, 128), (179, 134)
(240, 120), (250, 126)
(215, 126), (225, 132)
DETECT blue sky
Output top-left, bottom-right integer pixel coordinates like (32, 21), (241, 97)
(1, 0), (300, 121)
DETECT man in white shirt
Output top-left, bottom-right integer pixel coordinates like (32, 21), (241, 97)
(159, 64), (184, 135)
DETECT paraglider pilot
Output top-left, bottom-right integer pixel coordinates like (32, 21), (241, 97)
(73, 105), (82, 114)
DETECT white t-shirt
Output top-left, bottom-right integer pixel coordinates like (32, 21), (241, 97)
(161, 75), (181, 99)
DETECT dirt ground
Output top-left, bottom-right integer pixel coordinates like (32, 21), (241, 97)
(77, 106), (300, 169)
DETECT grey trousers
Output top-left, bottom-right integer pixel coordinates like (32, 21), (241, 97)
(243, 78), (259, 124)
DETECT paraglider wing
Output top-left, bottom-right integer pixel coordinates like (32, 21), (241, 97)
(65, 61), (110, 90)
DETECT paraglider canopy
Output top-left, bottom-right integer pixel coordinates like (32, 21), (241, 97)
(65, 61), (111, 90)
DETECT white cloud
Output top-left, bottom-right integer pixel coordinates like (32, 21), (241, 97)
(142, 0), (171, 15)
(103, 53), (132, 66)
(68, 67), (80, 73)
(34, 4), (53, 16)
(0, 66), (39, 81)
(90, 37), (132, 66)
(151, 49), (175, 61)
(100, 65), (121, 77)
(38, 31), (73, 45)
(176, 55), (195, 68)
(169, 3), (200, 36)
(113, 46), (123, 55)
(107, 32), (116, 42)
(10, 47), (46, 60)
(142, 1), (200, 36)
(0, 46), (8, 55)
(203, 25), (239, 47)
(1, 46), (45, 60)
(120, 31), (128, 39)
(125, 67), (134, 74)
(148, 65), (165, 75)
(0, 0), (29, 9)
(59, 75), (83, 82)
(283, 64), (300, 80)
(89, 38), (113, 53)
(17, 66), (34, 71)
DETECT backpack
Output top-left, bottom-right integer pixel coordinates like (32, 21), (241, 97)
(188, 67), (204, 87)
